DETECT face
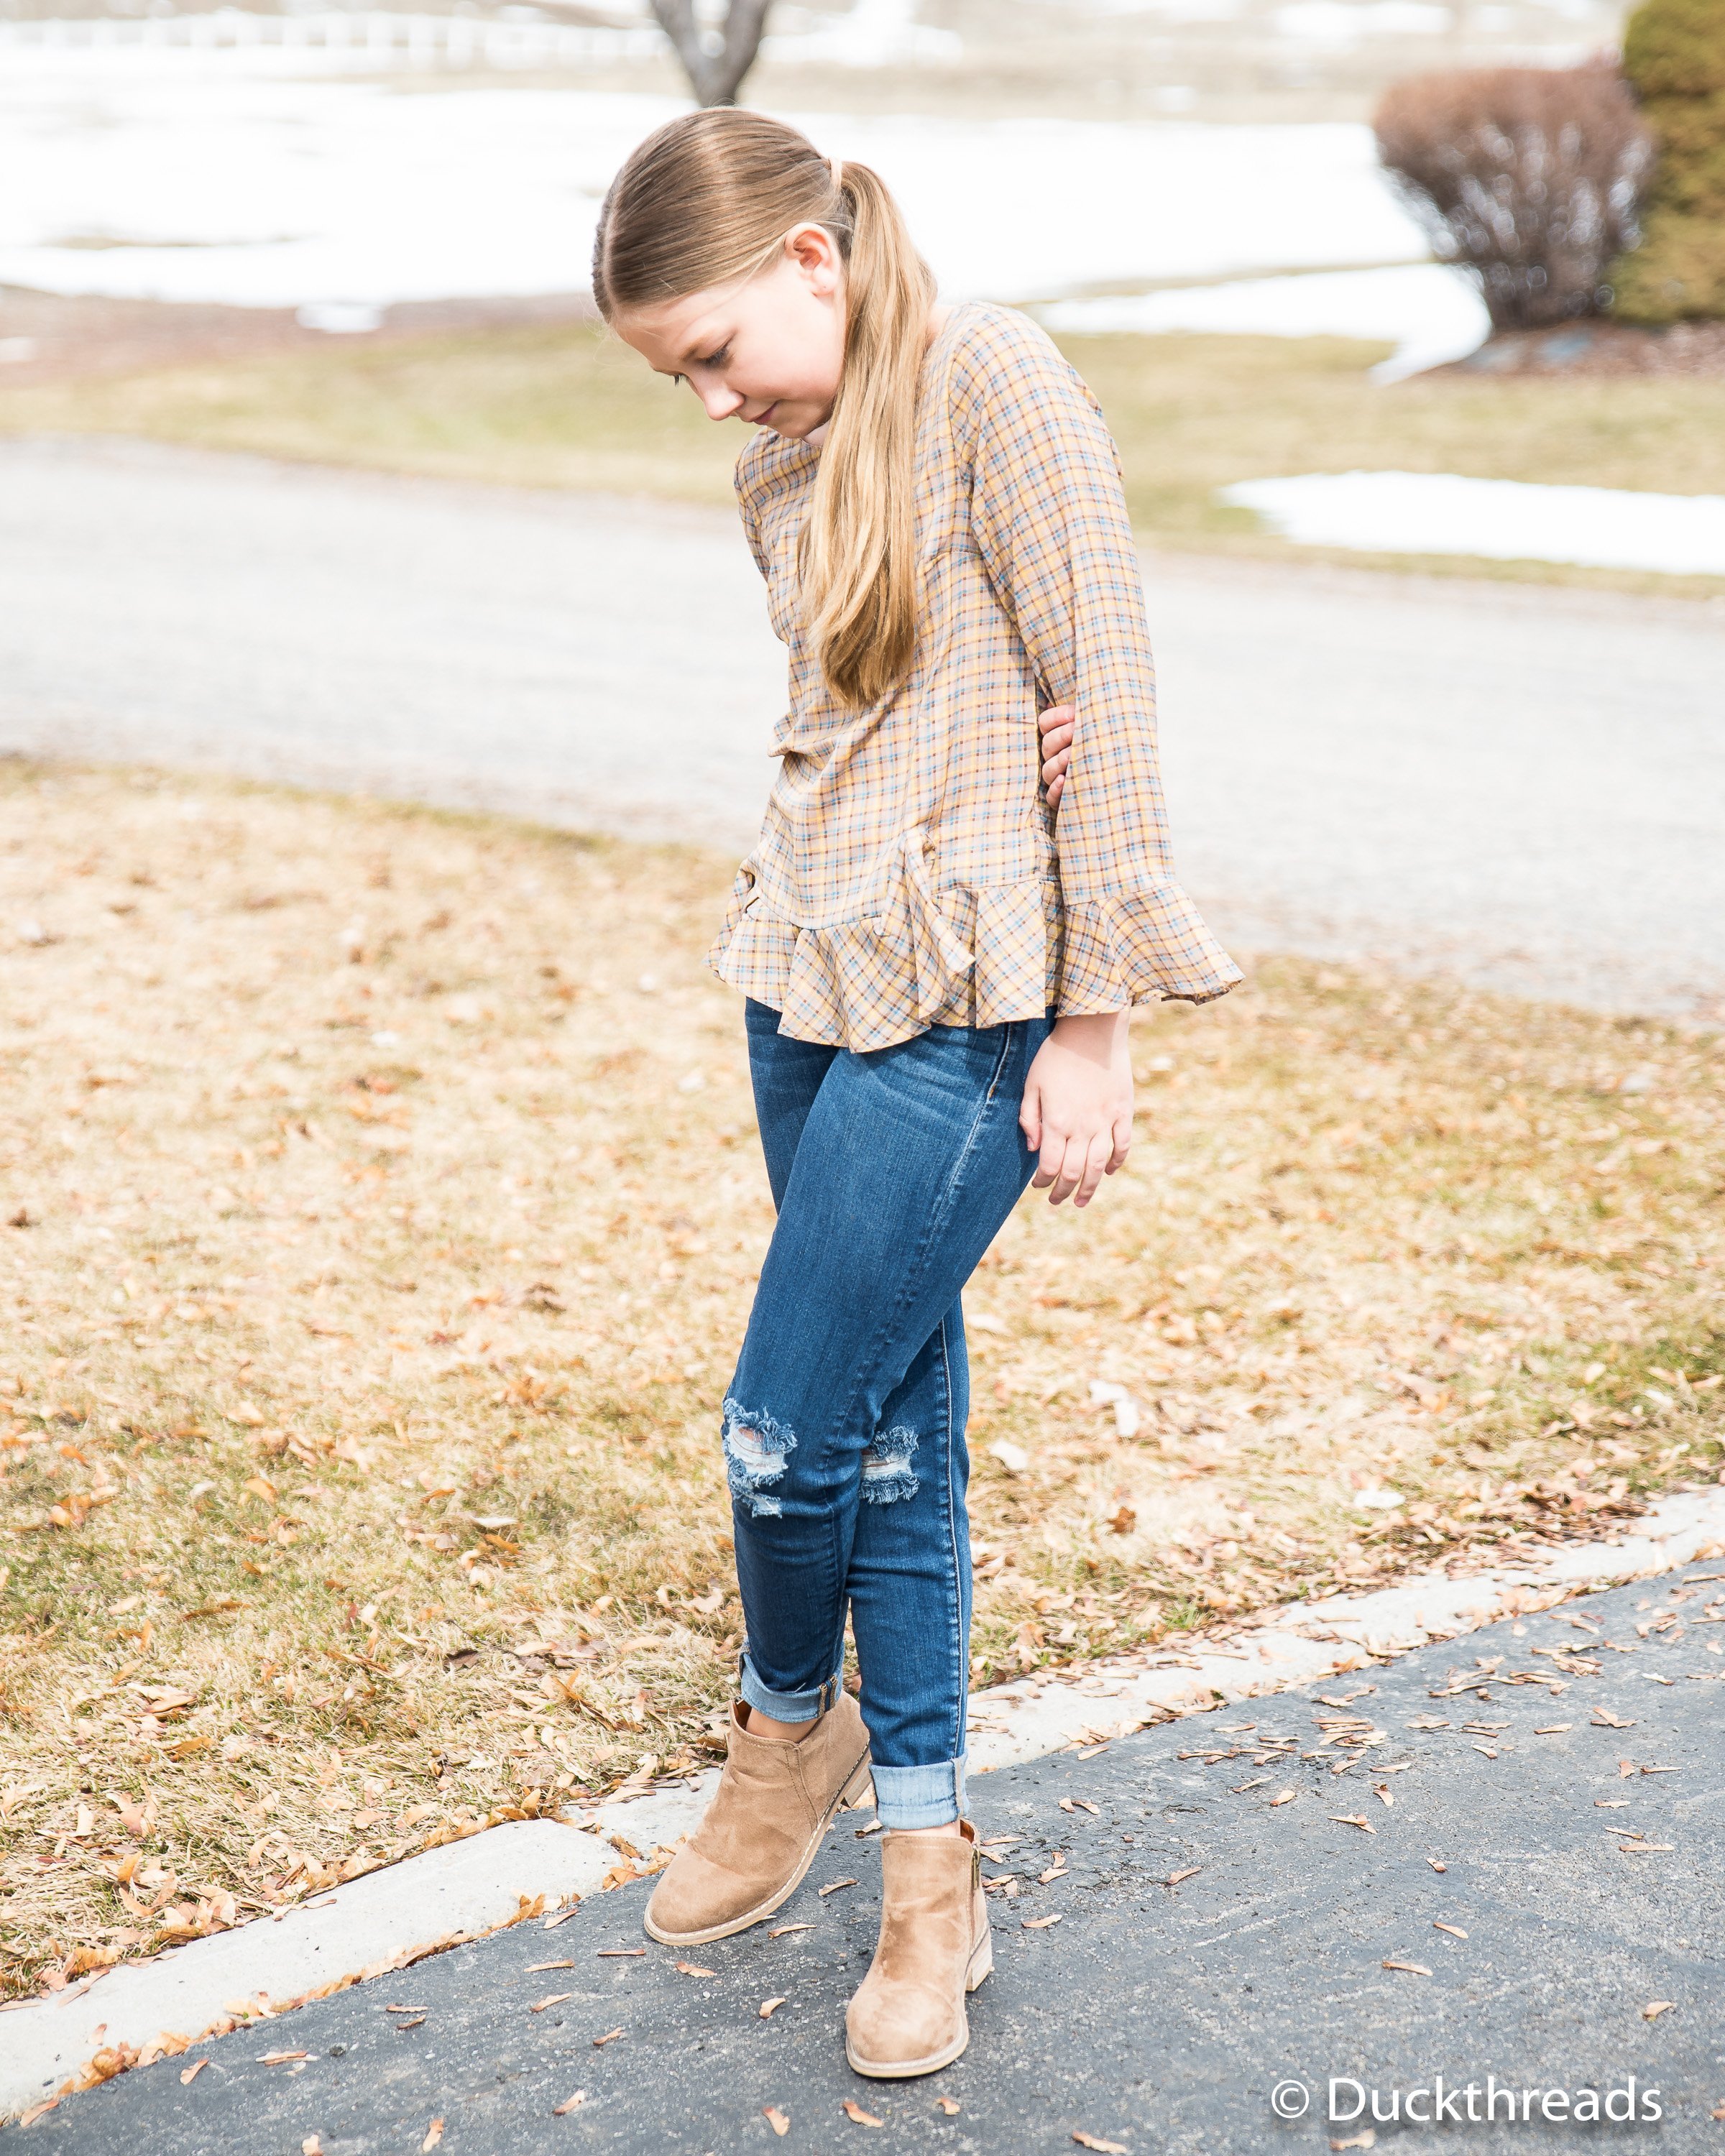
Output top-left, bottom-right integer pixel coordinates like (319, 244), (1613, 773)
(612, 222), (846, 442)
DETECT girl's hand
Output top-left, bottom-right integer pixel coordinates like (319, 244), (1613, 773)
(1019, 1011), (1131, 1206)
(1039, 703), (1076, 807)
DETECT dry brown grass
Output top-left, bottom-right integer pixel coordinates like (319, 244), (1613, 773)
(1, 761), (1721, 1999)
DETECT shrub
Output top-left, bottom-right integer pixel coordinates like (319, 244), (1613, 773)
(1375, 65), (1654, 331)
(1610, 0), (1725, 321)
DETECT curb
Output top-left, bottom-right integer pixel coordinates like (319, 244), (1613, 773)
(6, 1487), (1721, 2124)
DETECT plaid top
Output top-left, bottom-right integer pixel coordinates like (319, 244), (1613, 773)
(708, 300), (1241, 1050)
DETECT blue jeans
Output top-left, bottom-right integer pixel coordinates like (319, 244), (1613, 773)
(724, 998), (1052, 1830)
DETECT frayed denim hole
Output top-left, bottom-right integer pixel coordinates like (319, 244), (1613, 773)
(722, 1397), (796, 1519)
(859, 1423), (919, 1506)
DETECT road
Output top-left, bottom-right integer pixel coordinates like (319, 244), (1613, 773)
(4, 434), (1723, 1017)
(34, 1560), (1725, 2152)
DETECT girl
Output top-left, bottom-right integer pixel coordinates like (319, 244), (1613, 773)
(593, 109), (1238, 2080)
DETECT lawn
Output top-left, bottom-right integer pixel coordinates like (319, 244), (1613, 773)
(3, 322), (1723, 599)
(1, 762), (1721, 1997)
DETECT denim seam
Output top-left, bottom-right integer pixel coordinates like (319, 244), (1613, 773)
(937, 1308), (967, 1775)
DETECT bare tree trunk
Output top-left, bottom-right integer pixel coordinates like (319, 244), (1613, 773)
(647, 0), (773, 106)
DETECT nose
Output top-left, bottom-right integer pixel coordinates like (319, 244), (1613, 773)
(696, 379), (745, 422)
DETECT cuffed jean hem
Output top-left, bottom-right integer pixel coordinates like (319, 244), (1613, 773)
(738, 1649), (845, 1727)
(869, 1757), (967, 1830)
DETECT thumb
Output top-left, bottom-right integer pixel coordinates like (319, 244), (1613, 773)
(1018, 1072), (1042, 1152)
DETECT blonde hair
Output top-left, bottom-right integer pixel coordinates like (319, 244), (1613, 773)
(592, 110), (936, 709)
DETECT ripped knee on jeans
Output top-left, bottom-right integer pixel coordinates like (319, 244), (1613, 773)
(860, 1424), (919, 1506)
(722, 1398), (796, 1519)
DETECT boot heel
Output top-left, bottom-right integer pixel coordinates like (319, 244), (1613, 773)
(839, 1760), (875, 1811)
(965, 1933), (993, 1991)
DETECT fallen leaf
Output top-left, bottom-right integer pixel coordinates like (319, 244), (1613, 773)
(843, 2099), (884, 2126)
(759, 1996), (787, 2019)
(936, 2096), (961, 2115)
(1059, 1797), (1100, 1815)
(594, 1947), (645, 1958)
(592, 2026), (625, 2047)
(1039, 1861), (1068, 1884)
(552, 2091), (588, 2116)
(1427, 1859), (1447, 1872)
(303, 2139), (323, 2156)
(1381, 1961), (1432, 1976)
(1533, 1725), (1572, 1735)
(1073, 2136), (1130, 2154)
(527, 1960), (574, 1973)
(764, 2106), (791, 2137)
(1269, 1789), (1297, 1807)
(1592, 1708), (1634, 1728)
(676, 1961), (717, 1978)
(422, 2123), (443, 2154)
(1022, 1912), (1063, 1930)
(1330, 1815), (1376, 1833)
(1432, 1922), (1468, 1940)
(259, 2050), (309, 2065)
(385, 2004), (428, 2014)
(1643, 2001), (1675, 2021)
(180, 2059), (211, 2086)
(769, 1923), (814, 1938)
(17, 2099), (61, 2128)
(819, 1877), (858, 1897)
(392, 2016), (426, 2032)
(1162, 1866), (1202, 1888)
(1331, 2135), (1376, 2152)
(530, 1993), (574, 2013)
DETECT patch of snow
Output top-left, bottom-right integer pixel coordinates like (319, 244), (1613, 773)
(0, 47), (1430, 313)
(1041, 262), (1489, 377)
(1220, 470), (1725, 577)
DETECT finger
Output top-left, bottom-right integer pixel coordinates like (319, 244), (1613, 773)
(1036, 703), (1076, 739)
(1039, 742), (1072, 790)
(1071, 1129), (1114, 1208)
(1046, 773), (1064, 807)
(1018, 1077), (1043, 1154)
(1107, 1109), (1133, 1174)
(1034, 1125), (1072, 1197)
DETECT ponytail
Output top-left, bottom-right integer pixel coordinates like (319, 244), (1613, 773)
(593, 111), (934, 709)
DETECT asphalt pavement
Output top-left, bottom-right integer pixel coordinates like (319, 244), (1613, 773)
(37, 1560), (1725, 2154)
(4, 435), (1724, 1018)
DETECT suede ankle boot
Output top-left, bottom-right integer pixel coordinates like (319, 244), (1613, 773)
(643, 1695), (872, 1945)
(845, 1818), (992, 2078)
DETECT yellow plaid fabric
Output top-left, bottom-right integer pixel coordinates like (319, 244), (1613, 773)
(709, 300), (1241, 1050)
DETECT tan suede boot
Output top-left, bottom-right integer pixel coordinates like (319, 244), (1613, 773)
(643, 1695), (872, 1946)
(845, 1819), (993, 2078)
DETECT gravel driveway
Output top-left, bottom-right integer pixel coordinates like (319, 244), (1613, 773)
(5, 433), (1722, 1017)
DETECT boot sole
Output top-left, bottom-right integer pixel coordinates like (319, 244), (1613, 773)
(642, 1753), (873, 1948)
(843, 1928), (993, 2080)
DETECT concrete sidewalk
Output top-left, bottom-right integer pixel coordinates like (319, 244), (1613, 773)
(35, 1560), (1725, 2153)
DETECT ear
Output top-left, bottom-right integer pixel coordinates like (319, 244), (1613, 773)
(783, 221), (844, 298)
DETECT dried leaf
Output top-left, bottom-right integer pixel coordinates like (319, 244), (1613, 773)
(676, 1961), (717, 1978)
(529, 1993), (574, 2013)
(1270, 1789), (1297, 1806)
(180, 2059), (211, 2086)
(1533, 1725), (1572, 1735)
(303, 2139), (323, 2156)
(1427, 1859), (1447, 1872)
(819, 1877), (858, 1897)
(759, 1996), (787, 2019)
(1381, 1960), (1432, 1976)
(1059, 1798), (1100, 1815)
(553, 2091), (588, 2115)
(1022, 1912), (1063, 1930)
(1162, 1867), (1202, 1887)
(592, 2026), (625, 2047)
(259, 2050), (309, 2065)
(1330, 2136), (1376, 2152)
(764, 2106), (791, 2137)
(935, 2097), (961, 2115)
(1643, 2001), (1675, 2020)
(421, 2123), (444, 2154)
(1073, 2136), (1130, 2154)
(1592, 1708), (1634, 1728)
(18, 2100), (63, 2128)
(769, 1923), (814, 1938)
(1432, 1922), (1468, 1940)
(842, 2099), (884, 2126)
(527, 1960), (574, 1973)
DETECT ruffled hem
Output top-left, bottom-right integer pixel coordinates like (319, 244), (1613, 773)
(707, 865), (1241, 1052)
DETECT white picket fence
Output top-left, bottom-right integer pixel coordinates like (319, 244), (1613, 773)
(0, 9), (668, 68)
